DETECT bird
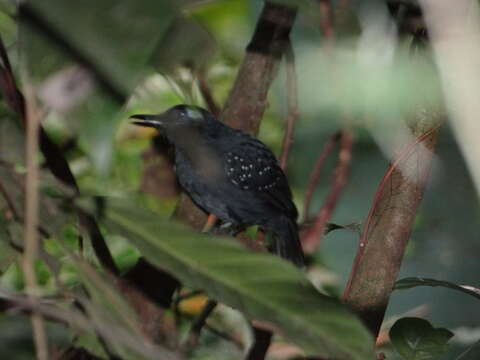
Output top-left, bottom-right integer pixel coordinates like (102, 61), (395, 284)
(130, 105), (305, 267)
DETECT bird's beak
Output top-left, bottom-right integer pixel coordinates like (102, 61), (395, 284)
(129, 114), (166, 128)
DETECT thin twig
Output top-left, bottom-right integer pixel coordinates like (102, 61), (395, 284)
(204, 324), (244, 350)
(246, 326), (273, 360)
(23, 84), (49, 360)
(0, 175), (52, 239)
(197, 70), (220, 117)
(0, 179), (20, 221)
(302, 131), (341, 218)
(301, 130), (353, 254)
(279, 40), (298, 171)
(183, 299), (218, 350)
(318, 0), (335, 48)
(76, 208), (119, 276)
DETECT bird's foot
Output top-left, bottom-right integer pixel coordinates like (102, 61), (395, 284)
(210, 222), (244, 237)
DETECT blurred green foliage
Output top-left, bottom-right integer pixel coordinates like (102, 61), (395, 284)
(0, 0), (478, 359)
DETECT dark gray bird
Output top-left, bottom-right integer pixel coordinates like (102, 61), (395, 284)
(130, 105), (304, 267)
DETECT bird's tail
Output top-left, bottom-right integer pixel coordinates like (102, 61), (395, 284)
(269, 216), (305, 268)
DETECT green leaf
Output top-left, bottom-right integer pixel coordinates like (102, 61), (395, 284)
(152, 17), (216, 74)
(63, 250), (178, 360)
(24, 0), (176, 174)
(390, 317), (454, 360)
(104, 199), (374, 360)
(395, 277), (480, 301)
(28, 0), (176, 95)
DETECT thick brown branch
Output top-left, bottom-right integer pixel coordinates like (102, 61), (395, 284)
(221, 2), (297, 134)
(343, 121), (441, 336)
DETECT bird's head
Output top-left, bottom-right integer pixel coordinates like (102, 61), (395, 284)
(130, 105), (212, 135)
(131, 105), (222, 179)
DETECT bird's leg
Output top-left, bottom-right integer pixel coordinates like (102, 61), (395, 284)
(209, 221), (244, 237)
(202, 214), (218, 233)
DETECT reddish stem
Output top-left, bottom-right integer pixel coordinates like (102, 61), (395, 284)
(302, 131), (341, 218)
(301, 130), (353, 254)
(197, 71), (220, 117)
(318, 0), (335, 44)
(279, 41), (298, 171)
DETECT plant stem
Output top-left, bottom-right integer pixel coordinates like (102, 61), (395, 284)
(23, 84), (49, 360)
(279, 40), (298, 171)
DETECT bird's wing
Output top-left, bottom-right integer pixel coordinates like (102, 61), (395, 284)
(222, 137), (297, 218)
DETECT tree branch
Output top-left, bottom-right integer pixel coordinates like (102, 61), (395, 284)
(278, 40), (298, 171)
(197, 70), (220, 117)
(318, 0), (335, 49)
(23, 83), (49, 360)
(301, 130), (353, 254)
(246, 326), (273, 360)
(221, 1), (297, 134)
(183, 299), (218, 351)
(302, 132), (341, 218)
(343, 121), (441, 336)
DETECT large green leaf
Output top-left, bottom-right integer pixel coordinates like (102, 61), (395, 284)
(28, 0), (175, 95)
(23, 0), (176, 174)
(104, 199), (374, 360)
